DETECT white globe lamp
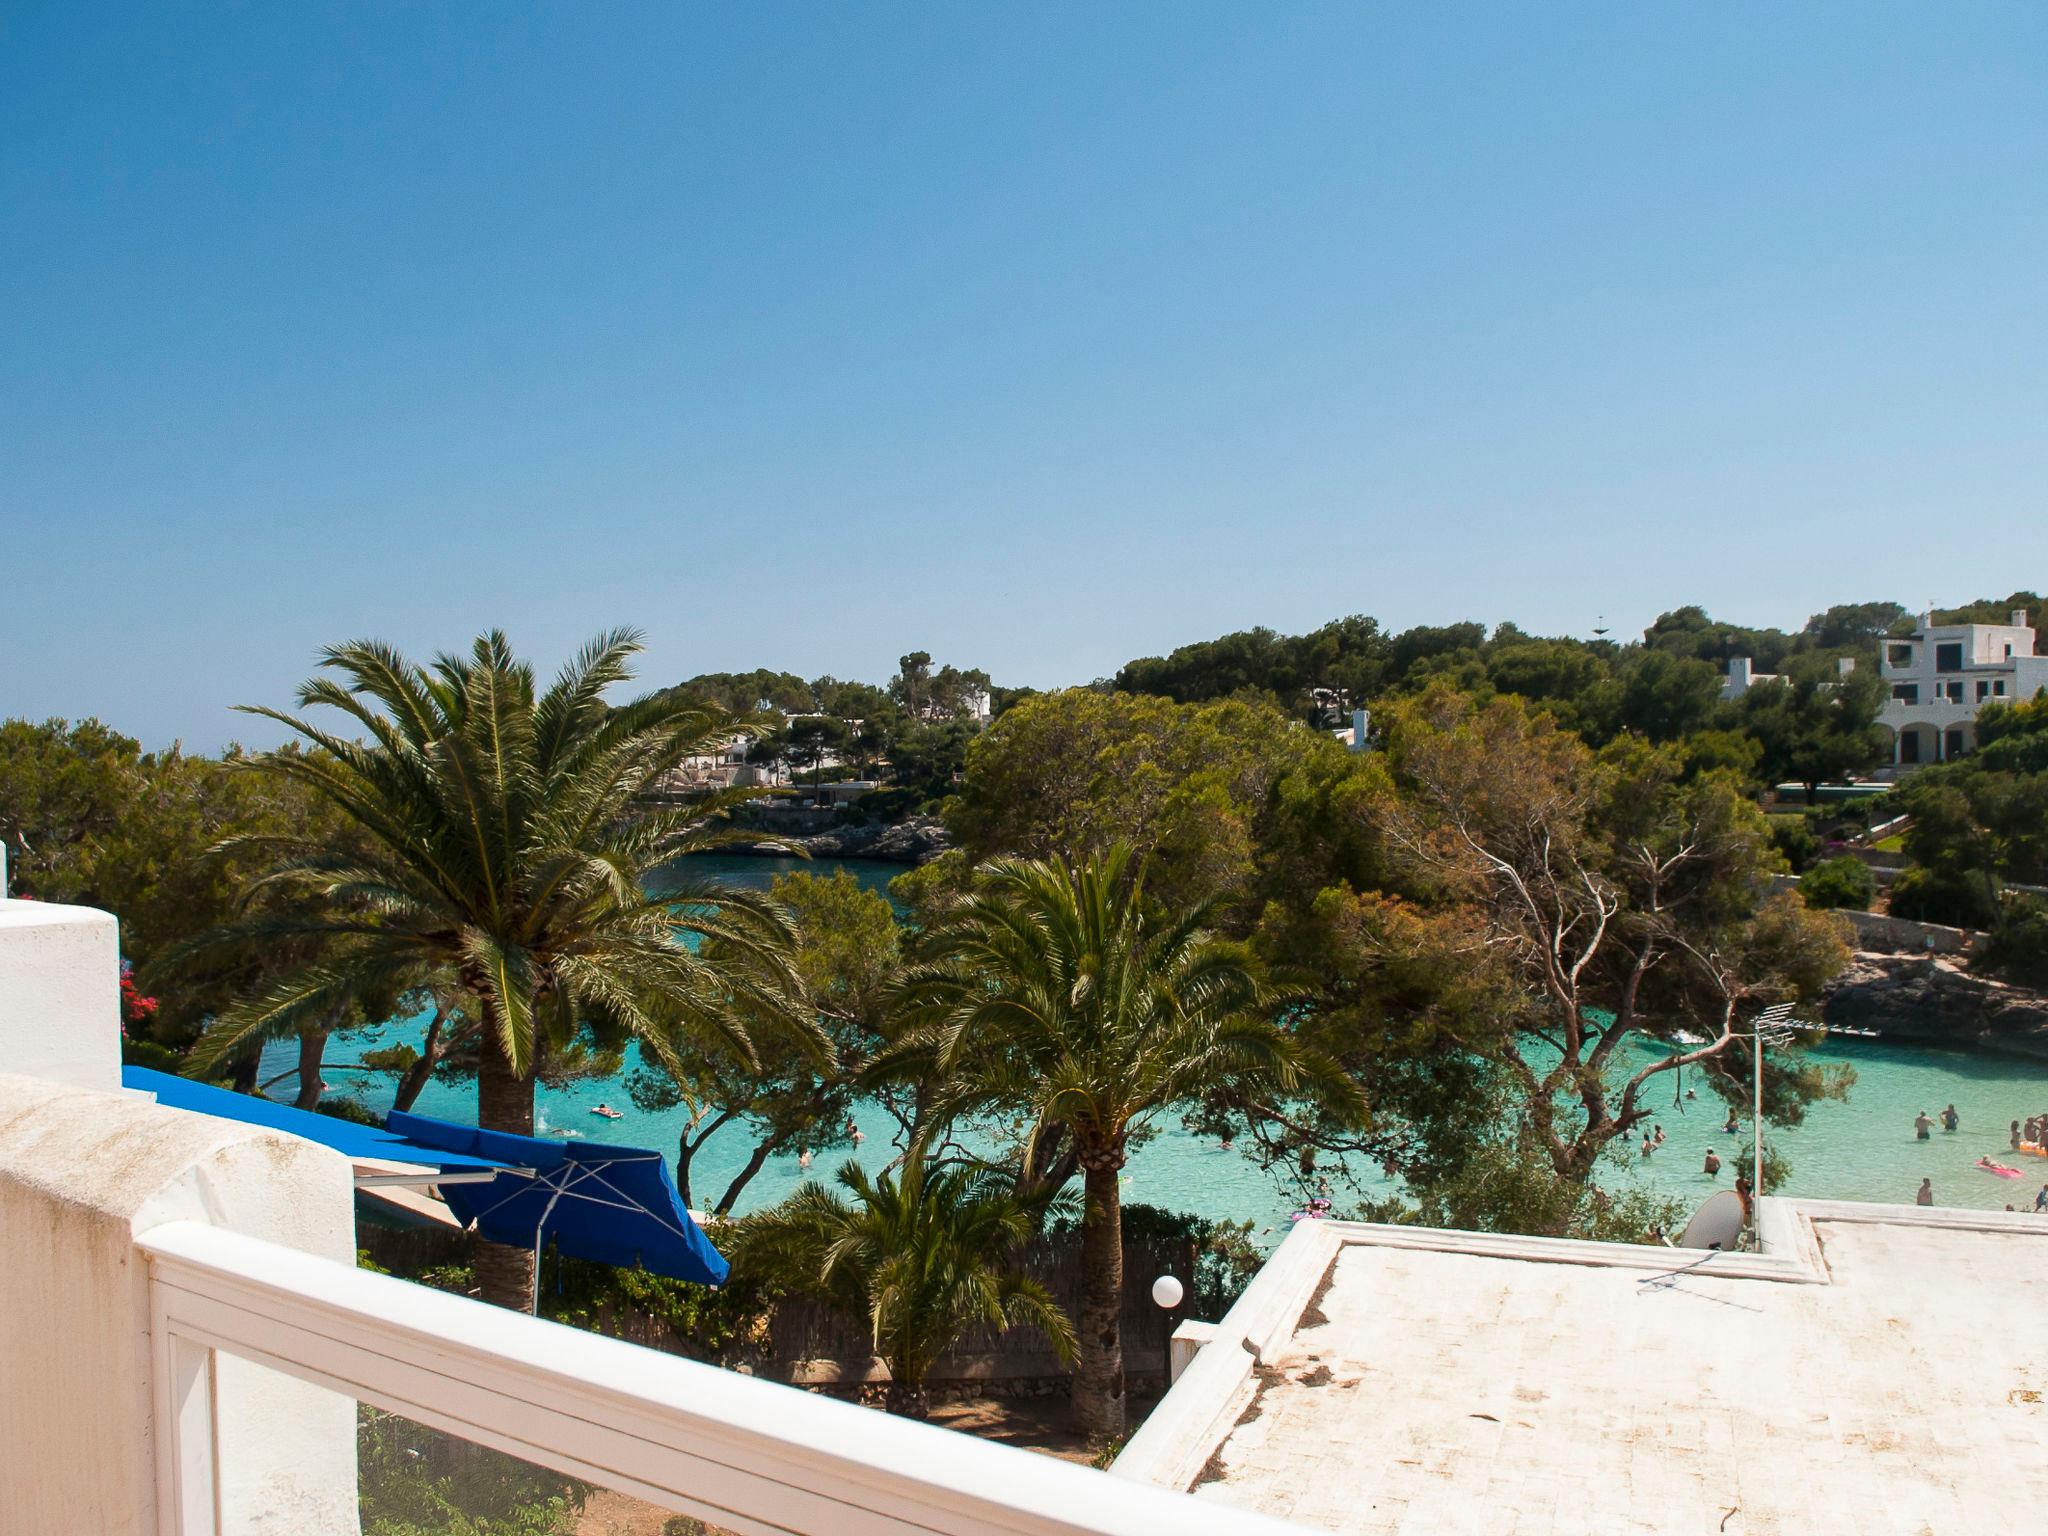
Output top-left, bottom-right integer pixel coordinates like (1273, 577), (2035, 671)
(1151, 1274), (1184, 1310)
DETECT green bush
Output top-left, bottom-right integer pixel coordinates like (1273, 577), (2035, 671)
(314, 1095), (384, 1127)
(1887, 865), (2000, 930)
(1800, 856), (1876, 912)
(357, 1405), (584, 1535)
(1977, 897), (2048, 989)
(541, 1246), (782, 1359)
(1767, 814), (1819, 873)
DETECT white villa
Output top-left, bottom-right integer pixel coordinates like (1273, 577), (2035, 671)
(1879, 608), (2046, 766)
(1716, 655), (1780, 700)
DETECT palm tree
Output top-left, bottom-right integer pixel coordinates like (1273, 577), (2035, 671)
(732, 1150), (1076, 1419)
(893, 845), (1352, 1442)
(185, 629), (808, 1309)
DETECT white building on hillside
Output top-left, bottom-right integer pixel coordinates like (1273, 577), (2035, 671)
(1879, 609), (2048, 766)
(1718, 656), (1780, 700)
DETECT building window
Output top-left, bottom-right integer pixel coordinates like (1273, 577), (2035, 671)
(1977, 681), (1991, 701)
(1995, 681), (2008, 696)
(1901, 731), (1921, 764)
(1936, 642), (1964, 673)
(1892, 684), (1919, 704)
(1945, 681), (1966, 703)
(1888, 644), (1915, 668)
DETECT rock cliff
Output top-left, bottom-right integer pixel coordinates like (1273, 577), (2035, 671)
(732, 813), (952, 865)
(1823, 952), (2048, 1060)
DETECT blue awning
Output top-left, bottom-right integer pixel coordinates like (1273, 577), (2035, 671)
(123, 1067), (503, 1171)
(126, 1067), (728, 1290)
(387, 1110), (729, 1289)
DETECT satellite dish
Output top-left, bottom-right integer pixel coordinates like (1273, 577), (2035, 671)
(1677, 1189), (1746, 1251)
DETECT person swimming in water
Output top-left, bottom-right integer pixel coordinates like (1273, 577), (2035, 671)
(1723, 1112), (1739, 1135)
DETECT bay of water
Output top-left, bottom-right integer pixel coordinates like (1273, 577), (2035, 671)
(266, 855), (2048, 1234)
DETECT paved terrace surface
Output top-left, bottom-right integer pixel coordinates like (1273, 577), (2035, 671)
(1186, 1213), (2046, 1534)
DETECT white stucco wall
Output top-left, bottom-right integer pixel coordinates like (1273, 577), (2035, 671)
(0, 898), (122, 1090)
(0, 1072), (360, 1533)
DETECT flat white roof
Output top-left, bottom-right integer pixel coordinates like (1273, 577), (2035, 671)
(1118, 1202), (2048, 1533)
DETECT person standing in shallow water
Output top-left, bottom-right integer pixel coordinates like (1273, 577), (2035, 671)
(1914, 1110), (1934, 1141)
(1703, 1148), (1721, 1177)
(1941, 1103), (1959, 1133)
(1916, 1177), (1934, 1207)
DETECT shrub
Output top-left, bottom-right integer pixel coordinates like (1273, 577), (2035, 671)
(314, 1095), (384, 1127)
(1977, 897), (2048, 990)
(1800, 856), (1876, 912)
(358, 1403), (585, 1534)
(1767, 814), (1819, 873)
(1887, 865), (2000, 930)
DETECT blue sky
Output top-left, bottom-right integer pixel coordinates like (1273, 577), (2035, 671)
(4, 4), (2044, 750)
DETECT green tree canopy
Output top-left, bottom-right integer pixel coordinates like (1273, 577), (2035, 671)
(1362, 688), (1853, 1192)
(185, 629), (811, 1310)
(890, 846), (1353, 1442)
(1738, 658), (1887, 801)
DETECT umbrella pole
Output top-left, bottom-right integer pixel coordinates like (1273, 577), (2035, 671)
(532, 1179), (567, 1317)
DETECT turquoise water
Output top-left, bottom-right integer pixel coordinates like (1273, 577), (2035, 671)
(267, 856), (2048, 1231)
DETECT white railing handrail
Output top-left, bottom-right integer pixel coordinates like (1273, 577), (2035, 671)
(138, 1219), (1304, 1536)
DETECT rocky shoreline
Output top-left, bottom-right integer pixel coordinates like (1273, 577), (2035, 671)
(1823, 952), (2048, 1062)
(724, 813), (952, 865)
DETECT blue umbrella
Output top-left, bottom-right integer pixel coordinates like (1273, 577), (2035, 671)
(387, 1110), (729, 1295)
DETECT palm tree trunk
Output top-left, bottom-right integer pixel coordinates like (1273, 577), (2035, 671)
(292, 1030), (328, 1111)
(1074, 1153), (1126, 1444)
(474, 1041), (537, 1311)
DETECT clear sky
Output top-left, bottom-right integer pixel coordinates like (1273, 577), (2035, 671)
(4, 4), (2044, 750)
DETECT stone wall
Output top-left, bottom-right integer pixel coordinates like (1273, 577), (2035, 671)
(1766, 876), (1981, 956)
(361, 1220), (1198, 1394)
(1837, 909), (1981, 956)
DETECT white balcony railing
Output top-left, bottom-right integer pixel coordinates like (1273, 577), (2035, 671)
(139, 1219), (1304, 1536)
